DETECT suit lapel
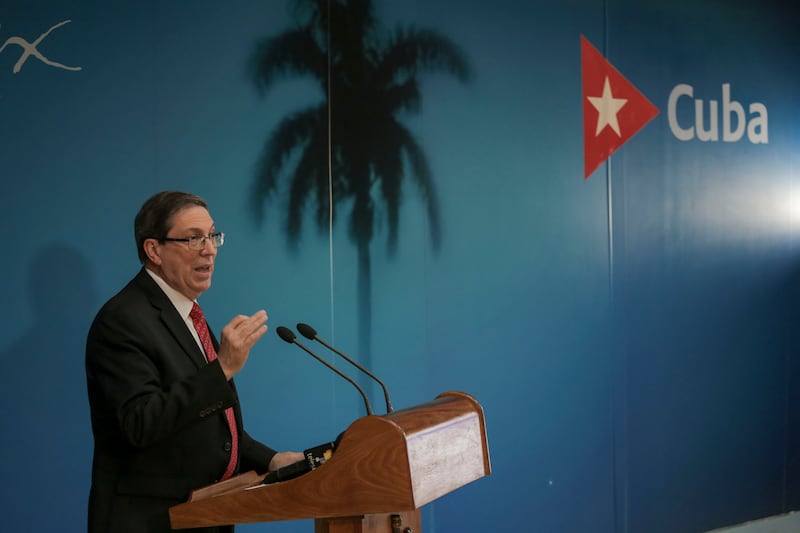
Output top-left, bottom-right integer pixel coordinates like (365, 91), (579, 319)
(133, 269), (208, 369)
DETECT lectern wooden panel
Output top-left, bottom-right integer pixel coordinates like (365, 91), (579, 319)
(169, 391), (490, 531)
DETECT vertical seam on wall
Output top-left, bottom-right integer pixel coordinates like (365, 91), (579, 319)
(604, 0), (614, 301)
(325, 0), (338, 417)
(326, 0), (336, 345)
(603, 3), (628, 532)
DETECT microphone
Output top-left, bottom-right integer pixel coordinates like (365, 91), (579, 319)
(296, 322), (393, 413)
(276, 326), (373, 415)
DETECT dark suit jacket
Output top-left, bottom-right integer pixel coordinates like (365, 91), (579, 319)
(85, 268), (276, 532)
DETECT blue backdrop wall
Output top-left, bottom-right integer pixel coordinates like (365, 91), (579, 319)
(1, 1), (798, 532)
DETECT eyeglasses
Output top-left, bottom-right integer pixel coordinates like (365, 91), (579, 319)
(159, 232), (225, 250)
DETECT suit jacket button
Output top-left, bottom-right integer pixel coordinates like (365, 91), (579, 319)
(224, 441), (232, 452)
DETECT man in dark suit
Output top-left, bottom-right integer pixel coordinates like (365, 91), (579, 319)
(86, 191), (302, 532)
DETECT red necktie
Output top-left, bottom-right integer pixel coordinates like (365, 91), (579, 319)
(190, 302), (239, 481)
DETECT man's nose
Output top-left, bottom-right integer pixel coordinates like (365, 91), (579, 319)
(200, 237), (217, 255)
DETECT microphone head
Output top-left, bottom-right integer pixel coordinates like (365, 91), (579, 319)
(276, 326), (296, 343)
(296, 323), (317, 340)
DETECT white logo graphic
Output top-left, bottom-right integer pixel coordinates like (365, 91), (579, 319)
(0, 19), (82, 74)
(587, 76), (628, 137)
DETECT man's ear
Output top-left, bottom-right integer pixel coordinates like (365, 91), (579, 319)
(143, 239), (162, 266)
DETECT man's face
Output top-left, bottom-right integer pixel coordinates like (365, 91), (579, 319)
(148, 205), (218, 300)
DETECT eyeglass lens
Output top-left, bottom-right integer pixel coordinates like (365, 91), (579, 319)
(188, 233), (223, 249)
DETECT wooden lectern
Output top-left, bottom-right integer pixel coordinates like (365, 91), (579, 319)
(169, 391), (491, 532)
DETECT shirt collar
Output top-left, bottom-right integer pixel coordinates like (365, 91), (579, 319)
(144, 267), (196, 320)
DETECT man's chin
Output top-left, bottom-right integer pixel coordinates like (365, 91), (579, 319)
(190, 278), (212, 296)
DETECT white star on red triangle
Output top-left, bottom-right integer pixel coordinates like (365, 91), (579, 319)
(587, 76), (628, 136)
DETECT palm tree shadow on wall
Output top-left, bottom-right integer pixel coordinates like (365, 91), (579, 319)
(248, 0), (472, 376)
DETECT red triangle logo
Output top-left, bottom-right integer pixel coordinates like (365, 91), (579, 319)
(581, 36), (659, 179)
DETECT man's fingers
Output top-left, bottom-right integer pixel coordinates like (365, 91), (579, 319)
(216, 311), (269, 379)
(222, 310), (268, 348)
(238, 310), (268, 340)
(226, 310), (267, 332)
